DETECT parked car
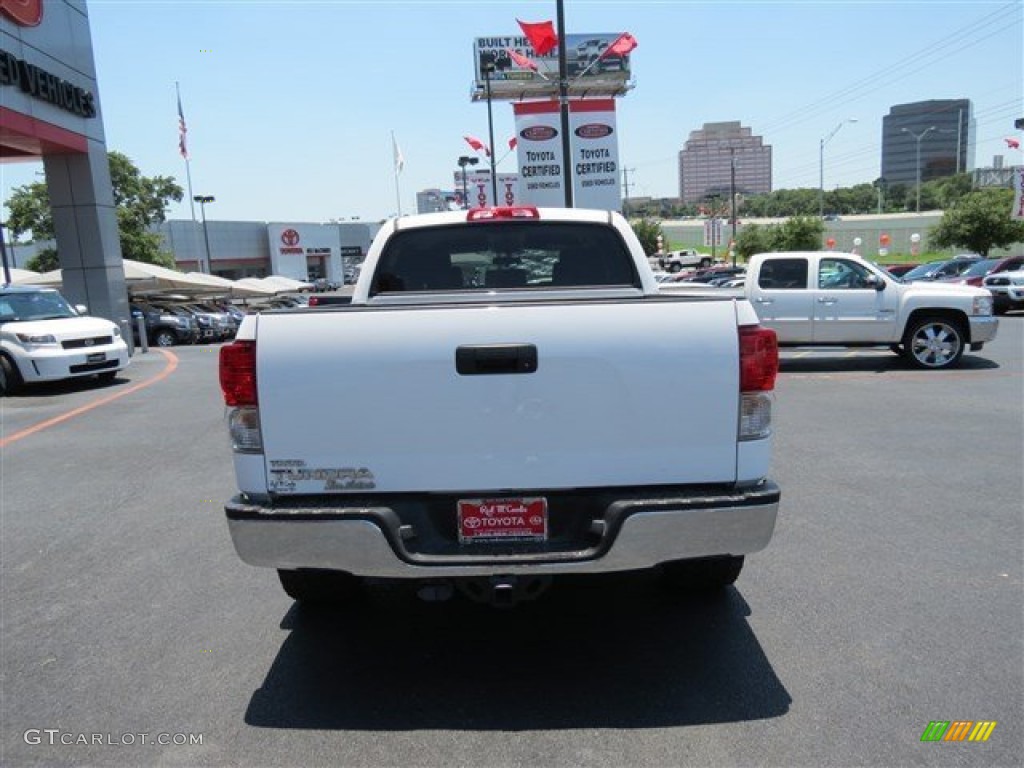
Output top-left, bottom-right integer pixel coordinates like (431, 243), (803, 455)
(312, 278), (340, 292)
(659, 249), (713, 272)
(900, 257), (979, 282)
(881, 263), (920, 279)
(130, 302), (199, 347)
(943, 255), (1024, 288)
(153, 303), (221, 342)
(189, 302), (238, 339)
(683, 265), (746, 284)
(983, 268), (1024, 314)
(1, 285), (129, 395)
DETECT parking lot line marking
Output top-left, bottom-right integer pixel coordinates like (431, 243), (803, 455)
(0, 349), (179, 449)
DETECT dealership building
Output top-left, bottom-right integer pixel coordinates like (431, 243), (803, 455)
(1, 0), (128, 332)
(156, 219), (377, 283)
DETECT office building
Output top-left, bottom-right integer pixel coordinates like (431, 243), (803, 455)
(678, 122), (772, 204)
(880, 100), (974, 187)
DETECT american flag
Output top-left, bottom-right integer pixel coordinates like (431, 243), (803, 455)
(177, 93), (189, 159)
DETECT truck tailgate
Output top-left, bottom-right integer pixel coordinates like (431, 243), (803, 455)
(255, 299), (741, 494)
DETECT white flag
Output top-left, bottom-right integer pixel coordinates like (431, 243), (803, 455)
(392, 133), (405, 175)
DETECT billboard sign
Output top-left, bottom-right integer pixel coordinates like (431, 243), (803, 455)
(452, 172), (520, 208)
(472, 33), (633, 101)
(513, 99), (621, 211)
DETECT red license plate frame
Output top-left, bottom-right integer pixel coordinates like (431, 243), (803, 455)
(457, 497), (548, 543)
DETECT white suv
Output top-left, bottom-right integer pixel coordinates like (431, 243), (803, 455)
(983, 269), (1024, 314)
(0, 285), (129, 395)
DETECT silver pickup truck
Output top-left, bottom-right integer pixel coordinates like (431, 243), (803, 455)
(219, 206), (781, 607)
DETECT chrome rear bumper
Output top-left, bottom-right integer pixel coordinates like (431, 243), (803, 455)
(226, 483), (780, 578)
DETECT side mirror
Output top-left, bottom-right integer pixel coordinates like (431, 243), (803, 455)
(75, 303), (88, 314)
(867, 275), (886, 292)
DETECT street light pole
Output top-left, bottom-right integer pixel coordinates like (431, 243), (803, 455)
(729, 148), (737, 268)
(555, 0), (573, 207)
(480, 54), (500, 205)
(193, 195), (215, 273)
(457, 156), (478, 210)
(902, 126), (936, 213)
(819, 118), (857, 218)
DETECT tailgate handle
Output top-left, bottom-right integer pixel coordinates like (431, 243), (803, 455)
(456, 344), (538, 375)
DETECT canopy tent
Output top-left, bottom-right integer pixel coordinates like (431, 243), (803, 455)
(182, 272), (277, 298)
(25, 260), (275, 298)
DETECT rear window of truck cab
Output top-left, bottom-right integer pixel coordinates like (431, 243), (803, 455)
(370, 222), (639, 294)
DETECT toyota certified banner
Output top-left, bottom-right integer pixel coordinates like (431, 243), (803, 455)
(513, 99), (621, 211)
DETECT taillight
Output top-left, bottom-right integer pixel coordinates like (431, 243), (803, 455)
(739, 325), (778, 392)
(467, 206), (539, 221)
(738, 325), (778, 441)
(220, 340), (257, 406)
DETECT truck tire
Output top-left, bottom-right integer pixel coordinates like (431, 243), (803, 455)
(660, 555), (744, 593)
(903, 316), (965, 369)
(668, 263), (683, 273)
(699, 258), (712, 268)
(277, 568), (362, 605)
(154, 329), (177, 347)
(0, 355), (23, 396)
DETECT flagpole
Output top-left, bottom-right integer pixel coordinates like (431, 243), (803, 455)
(177, 80), (202, 272)
(176, 82), (196, 223)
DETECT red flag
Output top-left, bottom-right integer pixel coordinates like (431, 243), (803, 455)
(177, 93), (189, 159)
(1006, 138), (1021, 150)
(464, 135), (491, 157)
(600, 32), (637, 59)
(506, 48), (538, 72)
(508, 137), (518, 151)
(516, 19), (558, 56)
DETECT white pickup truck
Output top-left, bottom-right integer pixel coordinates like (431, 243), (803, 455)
(219, 206), (781, 607)
(732, 251), (998, 369)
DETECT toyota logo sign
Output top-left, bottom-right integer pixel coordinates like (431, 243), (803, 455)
(0, 0), (43, 26)
(280, 229), (300, 246)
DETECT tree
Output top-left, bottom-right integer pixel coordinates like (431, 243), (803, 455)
(4, 151), (183, 269)
(929, 172), (973, 209)
(25, 248), (59, 273)
(733, 216), (824, 260)
(735, 223), (773, 260)
(630, 218), (664, 256)
(769, 216), (824, 251)
(929, 188), (1024, 257)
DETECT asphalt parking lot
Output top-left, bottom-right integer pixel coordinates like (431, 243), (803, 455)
(1, 317), (1021, 767)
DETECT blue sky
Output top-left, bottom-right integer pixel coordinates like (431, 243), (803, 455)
(2, 0), (1022, 224)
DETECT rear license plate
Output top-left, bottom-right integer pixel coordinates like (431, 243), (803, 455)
(86, 352), (105, 363)
(458, 497), (548, 543)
